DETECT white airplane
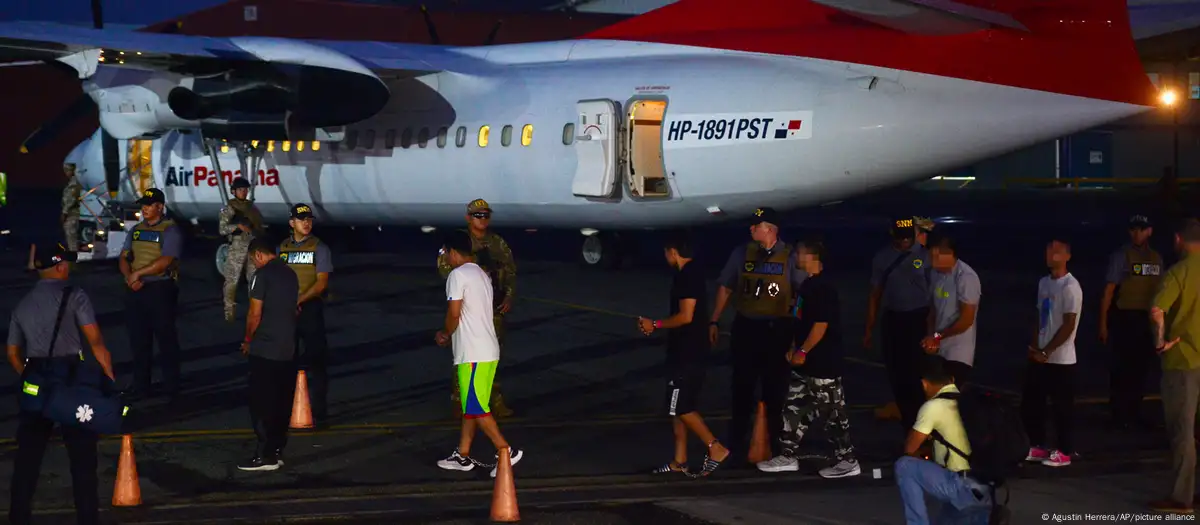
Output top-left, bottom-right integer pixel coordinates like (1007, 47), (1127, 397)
(2, 0), (1160, 267)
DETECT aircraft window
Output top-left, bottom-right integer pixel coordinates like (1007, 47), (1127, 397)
(384, 129), (396, 149)
(312, 141), (321, 151)
(501, 125), (513, 147)
(364, 130), (376, 149)
(562, 123), (574, 145)
(437, 127), (448, 148)
(418, 127), (430, 148)
(455, 126), (467, 147)
(478, 125), (490, 147)
(282, 140), (292, 152)
(521, 124), (533, 147)
(346, 130), (358, 149)
(401, 128), (413, 149)
(297, 140), (305, 152)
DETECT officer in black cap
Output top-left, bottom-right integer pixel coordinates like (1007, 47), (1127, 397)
(1101, 214), (1163, 428)
(707, 207), (807, 465)
(119, 188), (184, 400)
(9, 242), (115, 525)
(278, 203), (334, 427)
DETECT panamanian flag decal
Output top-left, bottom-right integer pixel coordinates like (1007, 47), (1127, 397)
(774, 120), (803, 139)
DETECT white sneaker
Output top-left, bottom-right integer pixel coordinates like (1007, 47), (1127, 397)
(756, 455), (799, 473)
(437, 449), (481, 472)
(819, 459), (862, 479)
(490, 447), (524, 478)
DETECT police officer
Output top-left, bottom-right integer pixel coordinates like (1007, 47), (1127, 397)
(436, 198), (516, 418)
(707, 207), (806, 462)
(9, 242), (115, 525)
(1101, 214), (1163, 428)
(863, 216), (934, 430)
(219, 177), (265, 322)
(279, 203), (333, 428)
(120, 188), (184, 399)
(61, 163), (82, 252)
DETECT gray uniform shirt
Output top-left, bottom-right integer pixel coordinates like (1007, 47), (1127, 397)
(121, 220), (184, 282)
(929, 259), (982, 366)
(717, 241), (808, 319)
(248, 258), (300, 361)
(870, 243), (932, 312)
(7, 280), (97, 358)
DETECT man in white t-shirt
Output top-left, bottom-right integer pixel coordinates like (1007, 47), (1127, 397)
(1021, 238), (1082, 468)
(434, 230), (524, 478)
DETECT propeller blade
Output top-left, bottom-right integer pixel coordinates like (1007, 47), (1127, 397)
(100, 129), (120, 197)
(20, 95), (98, 154)
(419, 5), (441, 45)
(91, 0), (103, 29)
(484, 20), (503, 46)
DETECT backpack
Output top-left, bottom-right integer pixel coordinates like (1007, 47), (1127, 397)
(932, 389), (1029, 525)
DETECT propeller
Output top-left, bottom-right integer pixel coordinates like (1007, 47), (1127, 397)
(18, 0), (104, 154)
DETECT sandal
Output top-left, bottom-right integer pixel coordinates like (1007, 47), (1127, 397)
(651, 462), (690, 475)
(694, 439), (728, 478)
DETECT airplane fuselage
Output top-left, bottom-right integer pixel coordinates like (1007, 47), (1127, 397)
(77, 40), (1148, 229)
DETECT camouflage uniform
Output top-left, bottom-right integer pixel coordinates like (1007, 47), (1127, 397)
(61, 174), (82, 251)
(781, 372), (857, 463)
(219, 186), (264, 321)
(437, 201), (516, 418)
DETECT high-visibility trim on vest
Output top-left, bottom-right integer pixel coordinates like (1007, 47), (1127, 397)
(737, 241), (794, 317)
(280, 235), (322, 291)
(22, 382), (38, 396)
(1116, 246), (1163, 311)
(122, 406), (129, 416)
(129, 219), (179, 280)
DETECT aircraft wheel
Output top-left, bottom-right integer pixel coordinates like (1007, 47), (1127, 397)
(581, 235), (605, 267)
(215, 243), (230, 277)
(580, 233), (629, 269)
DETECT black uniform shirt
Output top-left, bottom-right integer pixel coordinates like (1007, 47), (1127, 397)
(248, 258), (300, 361)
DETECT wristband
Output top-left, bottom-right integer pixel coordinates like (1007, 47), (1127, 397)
(244, 336), (252, 343)
(654, 320), (663, 329)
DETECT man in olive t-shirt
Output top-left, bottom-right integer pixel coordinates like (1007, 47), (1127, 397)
(1147, 219), (1200, 514)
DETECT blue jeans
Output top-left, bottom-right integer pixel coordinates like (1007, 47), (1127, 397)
(895, 456), (992, 525)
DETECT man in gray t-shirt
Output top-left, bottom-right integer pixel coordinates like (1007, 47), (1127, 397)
(922, 235), (981, 387)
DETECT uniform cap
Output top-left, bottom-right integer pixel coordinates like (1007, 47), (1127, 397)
(891, 217), (917, 238)
(135, 188), (165, 206)
(291, 203), (314, 219)
(467, 198), (492, 213)
(230, 177), (251, 190)
(31, 242), (76, 270)
(1129, 214), (1152, 229)
(750, 207), (780, 226)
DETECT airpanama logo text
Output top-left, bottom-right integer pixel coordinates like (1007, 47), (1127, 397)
(164, 166), (280, 188)
(285, 252), (315, 265)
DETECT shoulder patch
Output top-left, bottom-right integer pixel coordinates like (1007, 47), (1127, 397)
(913, 259), (923, 269)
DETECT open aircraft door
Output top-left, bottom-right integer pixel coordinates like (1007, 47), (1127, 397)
(571, 99), (620, 198)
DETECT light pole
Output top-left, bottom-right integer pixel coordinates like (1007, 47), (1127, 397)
(1161, 87), (1180, 177)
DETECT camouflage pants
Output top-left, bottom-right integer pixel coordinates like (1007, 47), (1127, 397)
(781, 372), (856, 462)
(222, 239), (257, 317)
(62, 216), (79, 252)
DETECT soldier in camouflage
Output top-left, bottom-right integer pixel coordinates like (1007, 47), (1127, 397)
(437, 198), (516, 418)
(219, 177), (265, 322)
(60, 163), (82, 252)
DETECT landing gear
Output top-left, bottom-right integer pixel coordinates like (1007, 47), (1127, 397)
(215, 242), (230, 276)
(579, 231), (632, 269)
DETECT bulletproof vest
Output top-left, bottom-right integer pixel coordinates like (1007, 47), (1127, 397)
(280, 235), (321, 291)
(737, 241), (793, 317)
(1115, 245), (1163, 311)
(129, 219), (179, 280)
(228, 198), (264, 235)
(469, 230), (506, 306)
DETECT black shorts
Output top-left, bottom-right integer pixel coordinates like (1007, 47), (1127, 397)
(664, 368), (705, 417)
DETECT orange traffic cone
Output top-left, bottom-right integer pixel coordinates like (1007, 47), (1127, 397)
(112, 435), (141, 507)
(290, 370), (314, 430)
(490, 447), (520, 522)
(747, 401), (771, 463)
(874, 402), (902, 421)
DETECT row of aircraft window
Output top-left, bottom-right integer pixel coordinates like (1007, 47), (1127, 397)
(223, 123), (583, 153)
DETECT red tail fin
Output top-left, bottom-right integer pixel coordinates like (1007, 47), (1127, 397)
(585, 0), (1155, 107)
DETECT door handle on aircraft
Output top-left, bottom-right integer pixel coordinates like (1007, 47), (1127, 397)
(575, 135), (594, 141)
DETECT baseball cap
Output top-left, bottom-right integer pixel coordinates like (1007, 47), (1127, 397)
(291, 203), (314, 219)
(750, 207), (780, 226)
(31, 242), (76, 270)
(135, 188), (165, 206)
(467, 198), (492, 214)
(1129, 215), (1152, 229)
(891, 217), (917, 238)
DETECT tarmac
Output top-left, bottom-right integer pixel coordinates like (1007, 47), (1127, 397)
(0, 187), (1192, 524)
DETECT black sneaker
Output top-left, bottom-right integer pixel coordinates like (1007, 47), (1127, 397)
(237, 455), (280, 472)
(490, 447), (524, 478)
(437, 449), (484, 472)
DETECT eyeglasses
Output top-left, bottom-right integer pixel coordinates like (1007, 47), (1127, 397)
(471, 212), (491, 219)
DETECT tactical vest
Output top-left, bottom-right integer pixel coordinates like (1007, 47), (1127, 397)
(467, 230), (506, 306)
(1115, 245), (1163, 311)
(129, 219), (179, 280)
(280, 235), (321, 292)
(228, 198), (264, 235)
(738, 241), (793, 317)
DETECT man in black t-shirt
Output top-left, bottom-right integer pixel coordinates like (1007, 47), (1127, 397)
(756, 238), (861, 479)
(638, 232), (730, 477)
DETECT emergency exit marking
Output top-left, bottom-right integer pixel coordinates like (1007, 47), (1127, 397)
(244, 5), (258, 21)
